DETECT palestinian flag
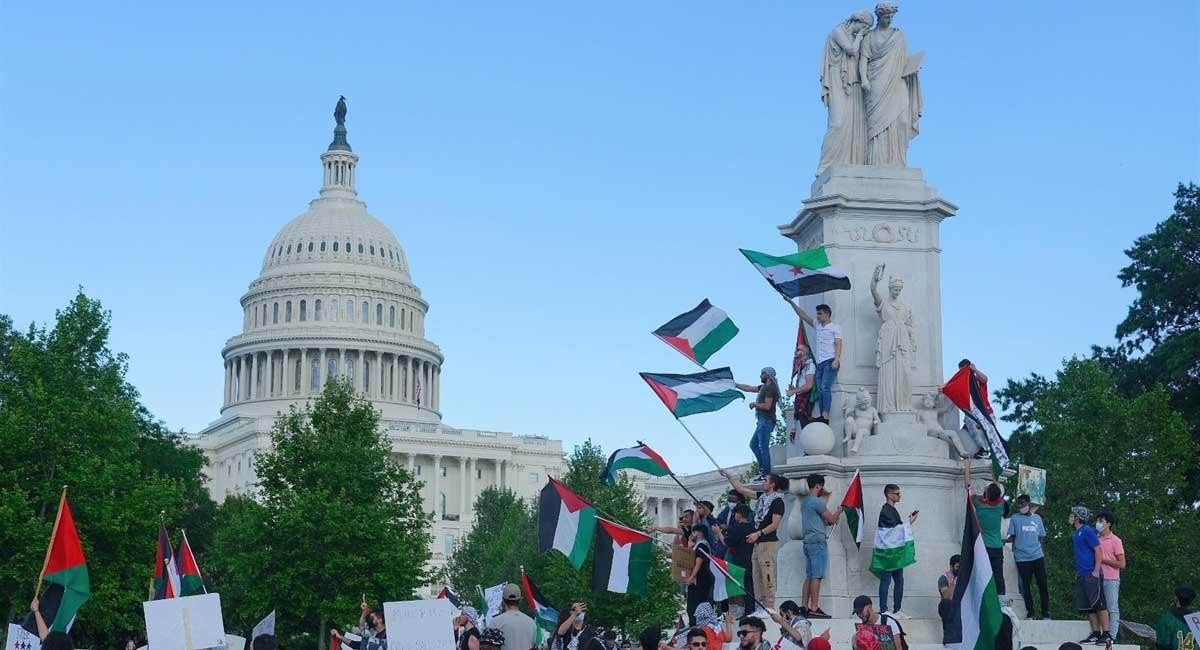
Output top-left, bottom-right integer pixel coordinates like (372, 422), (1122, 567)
(942, 366), (1009, 476)
(652, 299), (739, 366)
(639, 367), (743, 418)
(176, 531), (205, 597)
(435, 586), (462, 609)
(521, 571), (558, 631)
(869, 518), (917, 577)
(700, 547), (746, 601)
(153, 522), (179, 600)
(788, 321), (819, 440)
(945, 493), (1002, 650)
(538, 479), (597, 570)
(591, 519), (652, 596)
(740, 247), (850, 297)
(23, 491), (89, 634)
(840, 469), (864, 548)
(601, 444), (671, 484)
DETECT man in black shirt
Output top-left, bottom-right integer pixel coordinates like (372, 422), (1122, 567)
(723, 504), (757, 615)
(684, 524), (716, 625)
(736, 367), (782, 479)
(875, 484), (918, 618)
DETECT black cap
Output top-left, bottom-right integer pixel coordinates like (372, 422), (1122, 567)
(853, 595), (873, 614)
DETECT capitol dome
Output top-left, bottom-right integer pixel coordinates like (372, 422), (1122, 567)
(216, 99), (443, 424)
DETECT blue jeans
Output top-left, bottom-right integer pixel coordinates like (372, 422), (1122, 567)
(879, 569), (905, 612)
(815, 360), (838, 415)
(804, 541), (828, 579)
(751, 417), (773, 474)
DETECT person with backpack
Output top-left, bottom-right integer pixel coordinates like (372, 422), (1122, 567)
(852, 595), (907, 650)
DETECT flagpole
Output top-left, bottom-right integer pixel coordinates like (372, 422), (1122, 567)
(35, 486), (68, 599)
(181, 528), (207, 593)
(672, 417), (723, 472)
(694, 545), (773, 615)
(635, 439), (702, 504)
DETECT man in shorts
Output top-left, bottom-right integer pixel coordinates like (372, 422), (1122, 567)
(1071, 506), (1111, 645)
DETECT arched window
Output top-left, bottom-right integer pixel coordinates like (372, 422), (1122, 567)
(308, 242), (314, 252)
(285, 301), (293, 323)
(299, 300), (307, 322)
(333, 241), (339, 252)
(262, 304), (268, 325)
(320, 241), (326, 252)
(346, 300), (354, 320)
(311, 358), (320, 391)
(253, 306), (259, 327)
(346, 241), (351, 252)
(358, 243), (364, 254)
(376, 303), (383, 325)
(315, 299), (323, 321)
(273, 303), (279, 324)
(328, 357), (338, 379)
(287, 244), (292, 254)
(346, 358), (355, 384)
(361, 301), (369, 322)
(389, 306), (396, 327)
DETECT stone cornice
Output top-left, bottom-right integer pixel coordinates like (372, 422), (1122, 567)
(241, 272), (429, 311)
(222, 330), (444, 362)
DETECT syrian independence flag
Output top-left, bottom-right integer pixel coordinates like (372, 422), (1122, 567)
(945, 493), (1003, 650)
(592, 519), (652, 596)
(538, 479), (597, 570)
(639, 367), (743, 418)
(869, 521), (917, 577)
(521, 571), (559, 631)
(740, 247), (850, 298)
(653, 299), (739, 367)
(601, 444), (671, 485)
(435, 586), (462, 609)
(942, 366), (1010, 475)
(840, 469), (864, 548)
(22, 492), (89, 635)
(153, 522), (180, 600)
(176, 531), (206, 597)
(699, 547), (746, 602)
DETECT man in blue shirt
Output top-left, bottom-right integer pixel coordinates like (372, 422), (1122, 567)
(1071, 506), (1111, 645)
(1006, 495), (1048, 619)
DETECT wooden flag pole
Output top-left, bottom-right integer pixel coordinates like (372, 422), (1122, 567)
(672, 417), (723, 472)
(35, 486), (68, 599)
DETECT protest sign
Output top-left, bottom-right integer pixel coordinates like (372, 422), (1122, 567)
(222, 635), (245, 650)
(143, 593), (225, 650)
(481, 583), (506, 626)
(1017, 465), (1047, 505)
(250, 611), (274, 641)
(381, 600), (454, 649)
(1186, 610), (1200, 644)
(339, 631), (360, 650)
(5, 624), (40, 650)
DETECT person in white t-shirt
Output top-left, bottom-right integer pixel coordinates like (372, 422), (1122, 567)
(784, 297), (843, 423)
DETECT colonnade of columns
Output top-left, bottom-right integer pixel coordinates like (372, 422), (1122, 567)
(645, 496), (692, 527)
(397, 452), (518, 521)
(223, 348), (440, 410)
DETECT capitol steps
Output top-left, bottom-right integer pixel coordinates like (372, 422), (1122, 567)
(746, 617), (1139, 650)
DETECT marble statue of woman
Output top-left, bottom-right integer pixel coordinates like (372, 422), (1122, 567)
(871, 264), (916, 413)
(816, 10), (873, 175)
(858, 3), (923, 167)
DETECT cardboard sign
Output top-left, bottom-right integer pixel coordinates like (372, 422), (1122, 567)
(5, 624), (40, 650)
(251, 611), (274, 641)
(1017, 465), (1047, 506)
(671, 546), (695, 584)
(1185, 610), (1200, 645)
(381, 600), (454, 650)
(143, 593), (226, 650)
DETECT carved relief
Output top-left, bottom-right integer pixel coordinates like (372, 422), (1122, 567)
(839, 222), (920, 245)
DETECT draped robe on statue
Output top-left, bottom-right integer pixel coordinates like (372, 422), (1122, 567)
(861, 27), (922, 167)
(817, 24), (867, 174)
(875, 298), (916, 413)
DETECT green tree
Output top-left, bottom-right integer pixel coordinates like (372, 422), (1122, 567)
(0, 292), (216, 646)
(996, 359), (1199, 624)
(440, 486), (536, 597)
(205, 379), (430, 649)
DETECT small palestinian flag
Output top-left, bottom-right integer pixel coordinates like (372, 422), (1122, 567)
(153, 522), (179, 600)
(652, 299), (739, 367)
(521, 570), (558, 631)
(639, 367), (743, 418)
(788, 320), (819, 439)
(23, 491), (90, 634)
(740, 247), (850, 297)
(700, 547), (746, 601)
(601, 444), (671, 485)
(592, 519), (651, 596)
(176, 530), (205, 597)
(538, 479), (597, 570)
(840, 469), (864, 548)
(436, 586), (462, 609)
(945, 492), (1002, 650)
(943, 365), (1009, 475)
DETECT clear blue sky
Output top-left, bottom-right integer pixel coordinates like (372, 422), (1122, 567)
(2, 2), (1196, 474)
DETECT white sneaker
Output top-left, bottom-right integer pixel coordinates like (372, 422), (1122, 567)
(892, 611), (912, 620)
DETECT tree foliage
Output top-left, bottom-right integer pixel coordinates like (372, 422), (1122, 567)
(205, 379), (430, 649)
(441, 487), (535, 599)
(0, 292), (216, 646)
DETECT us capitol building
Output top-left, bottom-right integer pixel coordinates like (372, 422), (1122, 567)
(194, 100), (727, 573)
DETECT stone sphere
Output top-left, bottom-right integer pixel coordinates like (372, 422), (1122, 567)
(799, 421), (836, 456)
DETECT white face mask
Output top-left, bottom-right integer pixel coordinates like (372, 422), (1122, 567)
(1096, 522), (1106, 532)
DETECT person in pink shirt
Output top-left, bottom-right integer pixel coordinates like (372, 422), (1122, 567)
(1096, 511), (1126, 638)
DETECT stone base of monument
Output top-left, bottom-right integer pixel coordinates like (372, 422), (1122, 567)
(856, 412), (947, 458)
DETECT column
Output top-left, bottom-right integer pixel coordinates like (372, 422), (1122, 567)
(301, 348), (310, 396)
(407, 453), (416, 476)
(267, 352), (275, 397)
(408, 357), (416, 402)
(281, 349), (289, 396)
(375, 351), (383, 399)
(433, 366), (439, 410)
(467, 458), (477, 522)
(459, 456), (468, 517)
(319, 348), (328, 389)
(250, 352), (259, 399)
(431, 454), (442, 518)
(223, 360), (230, 406)
(499, 460), (507, 491)
(340, 349), (347, 382)
(391, 355), (398, 400)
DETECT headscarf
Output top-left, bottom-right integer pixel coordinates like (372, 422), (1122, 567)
(460, 605), (479, 627)
(693, 602), (720, 629)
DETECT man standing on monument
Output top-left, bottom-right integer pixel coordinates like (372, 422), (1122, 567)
(858, 2), (922, 167)
(1071, 506), (1112, 646)
(736, 368), (782, 478)
(722, 470), (787, 614)
(873, 484), (917, 618)
(784, 299), (843, 424)
(817, 10), (874, 174)
(800, 474), (843, 618)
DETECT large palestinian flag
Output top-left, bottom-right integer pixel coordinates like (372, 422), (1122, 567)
(740, 247), (850, 298)
(521, 571), (558, 631)
(176, 531), (205, 597)
(699, 547), (746, 602)
(945, 493), (1003, 650)
(153, 522), (179, 600)
(942, 365), (1009, 475)
(538, 479), (597, 569)
(639, 367), (743, 418)
(23, 492), (90, 634)
(592, 519), (652, 596)
(869, 517), (917, 577)
(652, 299), (739, 367)
(840, 469), (864, 548)
(601, 444), (671, 485)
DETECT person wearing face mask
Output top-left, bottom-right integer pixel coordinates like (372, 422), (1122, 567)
(1006, 495), (1048, 619)
(553, 602), (602, 650)
(1070, 506), (1111, 646)
(1095, 511), (1126, 639)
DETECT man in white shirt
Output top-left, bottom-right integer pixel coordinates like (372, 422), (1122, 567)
(785, 298), (843, 423)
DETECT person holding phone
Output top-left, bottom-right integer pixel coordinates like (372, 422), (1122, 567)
(552, 602), (602, 650)
(872, 484), (918, 618)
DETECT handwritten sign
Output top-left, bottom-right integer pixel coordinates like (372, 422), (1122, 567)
(1185, 610), (1200, 646)
(382, 600), (454, 650)
(143, 593), (225, 650)
(1017, 465), (1047, 506)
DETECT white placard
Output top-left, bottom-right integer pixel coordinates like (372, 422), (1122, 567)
(382, 600), (454, 650)
(143, 593), (226, 650)
(482, 583), (506, 626)
(223, 635), (245, 650)
(5, 624), (41, 650)
(251, 611), (275, 641)
(1185, 610), (1200, 644)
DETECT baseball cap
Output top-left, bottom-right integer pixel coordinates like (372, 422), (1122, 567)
(852, 595), (873, 614)
(502, 583), (522, 601)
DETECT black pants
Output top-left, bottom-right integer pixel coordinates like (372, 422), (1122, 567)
(987, 546), (1006, 595)
(735, 561), (755, 611)
(686, 583), (712, 625)
(1017, 558), (1049, 618)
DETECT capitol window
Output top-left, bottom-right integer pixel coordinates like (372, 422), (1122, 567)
(320, 241), (326, 252)
(376, 303), (383, 325)
(364, 360), (370, 391)
(253, 306), (258, 327)
(285, 301), (292, 323)
(315, 299), (323, 321)
(358, 243), (364, 254)
(311, 359), (320, 390)
(262, 305), (268, 326)
(308, 242), (314, 252)
(273, 303), (279, 324)
(346, 358), (355, 383)
(361, 301), (368, 322)
(294, 359), (302, 392)
(346, 300), (353, 320)
(401, 309), (406, 330)
(328, 358), (337, 378)
(389, 306), (395, 327)
(299, 300), (307, 322)
(333, 242), (339, 252)
(287, 244), (292, 254)
(370, 245), (375, 255)
(345, 240), (351, 253)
